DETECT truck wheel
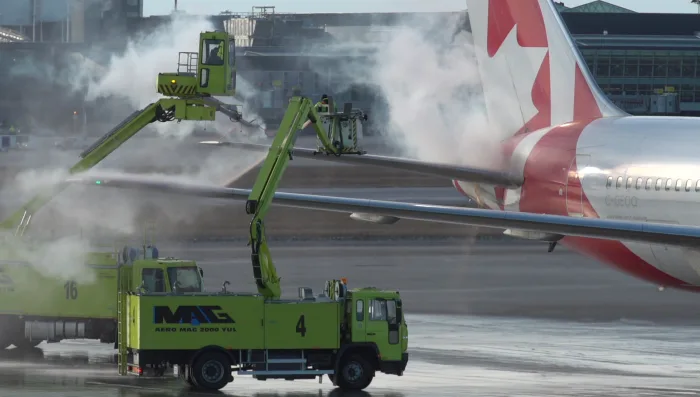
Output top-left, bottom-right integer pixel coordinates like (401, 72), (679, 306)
(336, 354), (374, 390)
(191, 351), (231, 391)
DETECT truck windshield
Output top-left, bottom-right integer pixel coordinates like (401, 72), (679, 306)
(167, 267), (203, 293)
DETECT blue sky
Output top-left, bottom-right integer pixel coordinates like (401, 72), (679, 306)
(144, 0), (700, 16)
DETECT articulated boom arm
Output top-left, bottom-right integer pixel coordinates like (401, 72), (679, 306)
(0, 98), (216, 235)
(1, 30), (260, 236)
(245, 96), (363, 299)
(0, 101), (168, 233)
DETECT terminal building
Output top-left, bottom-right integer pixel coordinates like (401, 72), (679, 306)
(223, 1), (700, 126)
(2, 0), (700, 130)
(559, 1), (700, 116)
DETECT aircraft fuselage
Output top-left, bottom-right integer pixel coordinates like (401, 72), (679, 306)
(454, 115), (700, 290)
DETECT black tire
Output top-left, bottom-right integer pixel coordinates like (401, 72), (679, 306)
(336, 354), (374, 391)
(190, 351), (231, 391)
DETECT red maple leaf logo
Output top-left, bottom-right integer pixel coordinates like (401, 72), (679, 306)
(487, 0), (551, 136)
(487, 0), (548, 57)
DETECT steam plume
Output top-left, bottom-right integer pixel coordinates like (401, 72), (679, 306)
(315, 12), (505, 169)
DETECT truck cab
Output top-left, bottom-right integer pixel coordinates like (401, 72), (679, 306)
(119, 246), (204, 294)
(341, 286), (409, 379)
(134, 260), (203, 293)
(348, 289), (406, 355)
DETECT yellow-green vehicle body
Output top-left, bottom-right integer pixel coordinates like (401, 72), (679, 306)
(0, 251), (118, 320)
(0, 243), (204, 349)
(127, 295), (341, 351)
(122, 281), (408, 391)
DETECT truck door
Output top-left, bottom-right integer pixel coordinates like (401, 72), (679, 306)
(351, 298), (366, 343)
(365, 298), (402, 360)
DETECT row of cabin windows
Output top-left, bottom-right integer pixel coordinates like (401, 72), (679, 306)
(606, 176), (700, 192)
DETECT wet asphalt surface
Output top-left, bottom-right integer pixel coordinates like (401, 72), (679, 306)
(3, 241), (700, 396)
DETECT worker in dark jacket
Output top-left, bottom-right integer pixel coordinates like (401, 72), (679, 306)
(315, 94), (336, 113)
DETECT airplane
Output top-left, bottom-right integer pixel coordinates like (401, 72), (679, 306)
(65, 0), (700, 293)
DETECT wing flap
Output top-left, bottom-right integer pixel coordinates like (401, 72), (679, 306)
(65, 174), (700, 248)
(201, 141), (523, 188)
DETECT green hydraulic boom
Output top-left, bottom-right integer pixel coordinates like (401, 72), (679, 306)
(244, 96), (364, 299)
(1, 31), (257, 236)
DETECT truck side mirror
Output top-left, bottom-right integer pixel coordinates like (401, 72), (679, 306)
(199, 267), (204, 277)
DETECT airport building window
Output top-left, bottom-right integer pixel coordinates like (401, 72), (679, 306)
(683, 56), (696, 77)
(654, 58), (668, 78)
(624, 55), (638, 77)
(668, 57), (682, 78)
(639, 56), (653, 77)
(610, 57), (624, 77)
(645, 178), (653, 190)
(584, 49), (700, 109)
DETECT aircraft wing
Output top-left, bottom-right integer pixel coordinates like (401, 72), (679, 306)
(66, 174), (700, 248)
(200, 141), (523, 188)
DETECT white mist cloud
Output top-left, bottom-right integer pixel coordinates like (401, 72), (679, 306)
(0, 13), (269, 277)
(28, 236), (96, 284)
(214, 77), (268, 140)
(83, 16), (211, 108)
(319, 13), (505, 170)
(0, 230), (96, 284)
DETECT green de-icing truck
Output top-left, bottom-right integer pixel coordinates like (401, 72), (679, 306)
(0, 242), (206, 349)
(114, 54), (409, 390)
(123, 281), (408, 391)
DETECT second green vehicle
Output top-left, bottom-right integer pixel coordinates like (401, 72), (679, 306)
(115, 81), (408, 391)
(122, 279), (408, 391)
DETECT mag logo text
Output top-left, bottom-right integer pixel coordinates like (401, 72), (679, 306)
(153, 305), (236, 333)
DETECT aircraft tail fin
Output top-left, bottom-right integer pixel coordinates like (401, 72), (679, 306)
(465, 0), (626, 137)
